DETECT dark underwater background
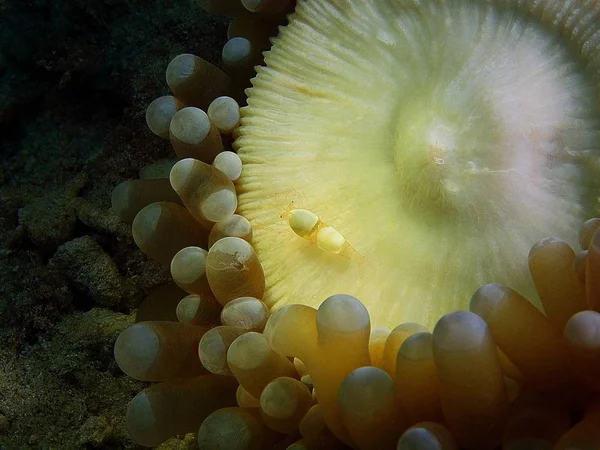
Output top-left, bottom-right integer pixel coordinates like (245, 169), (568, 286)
(0, 1), (228, 447)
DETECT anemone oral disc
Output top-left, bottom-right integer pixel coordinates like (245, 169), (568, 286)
(235, 0), (600, 329)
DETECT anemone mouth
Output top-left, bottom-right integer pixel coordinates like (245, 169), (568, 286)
(234, 0), (600, 328)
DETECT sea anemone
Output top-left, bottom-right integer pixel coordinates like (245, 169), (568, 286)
(113, 0), (600, 448)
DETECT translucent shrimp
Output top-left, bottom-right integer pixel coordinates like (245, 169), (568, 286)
(281, 205), (357, 256)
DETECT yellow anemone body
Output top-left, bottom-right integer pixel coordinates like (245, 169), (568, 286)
(235, 0), (600, 329)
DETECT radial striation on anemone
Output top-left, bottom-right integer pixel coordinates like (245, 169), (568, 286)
(234, 0), (600, 328)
